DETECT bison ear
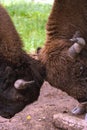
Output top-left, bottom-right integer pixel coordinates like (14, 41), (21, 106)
(14, 79), (35, 90)
(68, 37), (86, 59)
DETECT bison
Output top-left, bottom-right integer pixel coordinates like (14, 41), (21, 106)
(39, 0), (87, 119)
(0, 5), (45, 118)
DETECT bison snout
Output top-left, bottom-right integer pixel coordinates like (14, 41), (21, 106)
(14, 79), (35, 90)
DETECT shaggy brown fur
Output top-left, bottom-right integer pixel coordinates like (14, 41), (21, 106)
(0, 5), (45, 118)
(0, 5), (24, 63)
(39, 0), (87, 102)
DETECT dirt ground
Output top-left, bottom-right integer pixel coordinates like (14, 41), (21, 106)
(0, 81), (84, 130)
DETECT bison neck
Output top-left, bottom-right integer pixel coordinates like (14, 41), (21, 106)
(46, 0), (87, 41)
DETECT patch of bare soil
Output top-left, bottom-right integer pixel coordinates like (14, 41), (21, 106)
(0, 81), (83, 130)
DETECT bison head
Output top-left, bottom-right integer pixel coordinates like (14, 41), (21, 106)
(0, 60), (45, 119)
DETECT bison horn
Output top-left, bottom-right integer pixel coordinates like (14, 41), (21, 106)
(68, 37), (86, 58)
(14, 79), (35, 90)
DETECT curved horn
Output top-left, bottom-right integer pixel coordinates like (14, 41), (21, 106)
(68, 37), (86, 59)
(14, 79), (35, 90)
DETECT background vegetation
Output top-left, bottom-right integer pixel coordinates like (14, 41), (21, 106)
(0, 0), (51, 53)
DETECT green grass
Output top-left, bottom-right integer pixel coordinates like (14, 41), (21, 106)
(0, 0), (51, 53)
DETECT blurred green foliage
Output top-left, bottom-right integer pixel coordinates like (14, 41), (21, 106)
(0, 0), (51, 53)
